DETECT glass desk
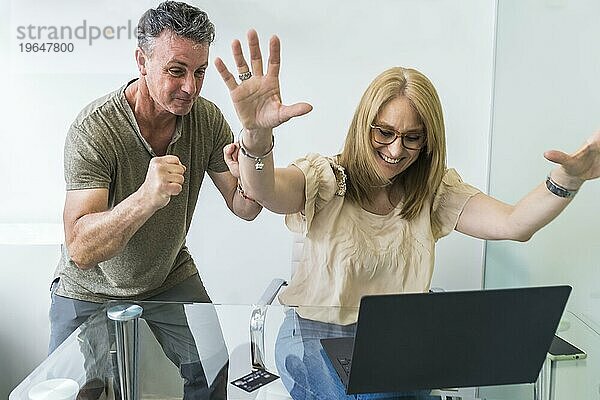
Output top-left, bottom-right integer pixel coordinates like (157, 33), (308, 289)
(10, 302), (598, 400)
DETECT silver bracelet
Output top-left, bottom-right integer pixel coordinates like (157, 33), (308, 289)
(239, 129), (274, 171)
(545, 175), (579, 198)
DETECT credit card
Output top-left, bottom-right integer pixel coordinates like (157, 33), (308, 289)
(231, 369), (279, 392)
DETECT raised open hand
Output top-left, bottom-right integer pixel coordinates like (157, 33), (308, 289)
(544, 130), (600, 183)
(214, 29), (312, 132)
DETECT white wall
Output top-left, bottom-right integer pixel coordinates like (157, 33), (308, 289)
(0, 0), (495, 397)
(192, 0), (495, 303)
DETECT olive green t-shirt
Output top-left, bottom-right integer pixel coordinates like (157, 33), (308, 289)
(54, 81), (232, 303)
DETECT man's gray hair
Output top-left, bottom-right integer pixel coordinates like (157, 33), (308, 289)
(137, 1), (215, 54)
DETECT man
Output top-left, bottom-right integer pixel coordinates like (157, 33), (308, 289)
(49, 2), (261, 398)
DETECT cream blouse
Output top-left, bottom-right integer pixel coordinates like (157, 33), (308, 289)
(278, 153), (480, 325)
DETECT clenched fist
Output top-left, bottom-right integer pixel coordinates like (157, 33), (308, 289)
(140, 155), (186, 210)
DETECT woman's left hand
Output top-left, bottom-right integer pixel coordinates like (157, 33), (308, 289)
(544, 130), (600, 184)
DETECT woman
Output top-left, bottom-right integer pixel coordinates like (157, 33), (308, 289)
(215, 30), (600, 399)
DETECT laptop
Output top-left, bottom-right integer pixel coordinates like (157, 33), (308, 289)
(320, 285), (571, 395)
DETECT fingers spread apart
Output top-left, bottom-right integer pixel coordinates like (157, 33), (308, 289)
(214, 29), (282, 90)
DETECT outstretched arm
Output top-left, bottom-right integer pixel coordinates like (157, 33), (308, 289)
(457, 131), (600, 241)
(214, 29), (311, 214)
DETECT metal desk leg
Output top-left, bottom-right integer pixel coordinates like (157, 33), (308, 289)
(107, 304), (143, 400)
(535, 357), (556, 400)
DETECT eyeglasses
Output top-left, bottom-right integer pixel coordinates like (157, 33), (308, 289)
(370, 123), (427, 150)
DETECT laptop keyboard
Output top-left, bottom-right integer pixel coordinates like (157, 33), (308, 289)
(337, 357), (352, 376)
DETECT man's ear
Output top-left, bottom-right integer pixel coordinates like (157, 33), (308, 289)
(135, 48), (148, 75)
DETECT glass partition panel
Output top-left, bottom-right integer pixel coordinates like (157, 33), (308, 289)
(485, 1), (600, 398)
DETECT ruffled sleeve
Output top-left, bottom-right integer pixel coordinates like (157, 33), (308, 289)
(431, 168), (481, 240)
(285, 153), (344, 234)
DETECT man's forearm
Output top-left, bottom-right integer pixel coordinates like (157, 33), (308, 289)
(67, 190), (155, 269)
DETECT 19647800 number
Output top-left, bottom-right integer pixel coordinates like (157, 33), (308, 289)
(19, 42), (74, 52)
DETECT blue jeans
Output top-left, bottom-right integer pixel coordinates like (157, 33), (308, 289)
(275, 310), (437, 399)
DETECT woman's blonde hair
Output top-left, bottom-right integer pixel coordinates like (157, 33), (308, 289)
(338, 67), (447, 220)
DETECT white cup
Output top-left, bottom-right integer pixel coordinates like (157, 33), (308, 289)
(28, 378), (79, 400)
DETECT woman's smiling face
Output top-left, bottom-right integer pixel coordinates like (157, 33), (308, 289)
(370, 96), (425, 179)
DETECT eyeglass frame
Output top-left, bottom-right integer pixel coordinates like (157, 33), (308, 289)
(369, 123), (427, 150)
